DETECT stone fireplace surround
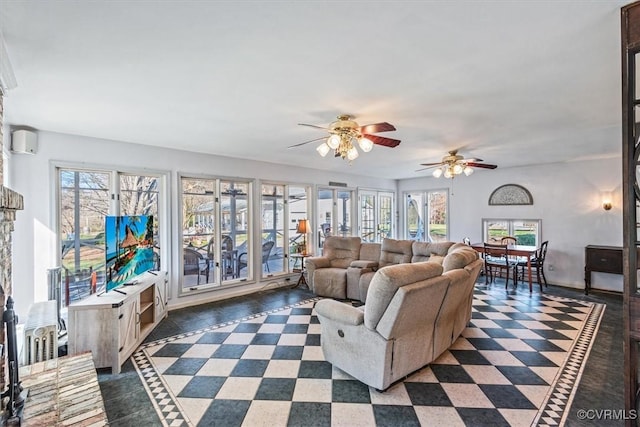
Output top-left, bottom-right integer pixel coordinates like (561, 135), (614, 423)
(0, 91), (25, 392)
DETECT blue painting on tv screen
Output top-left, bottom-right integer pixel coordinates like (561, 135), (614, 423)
(105, 215), (155, 291)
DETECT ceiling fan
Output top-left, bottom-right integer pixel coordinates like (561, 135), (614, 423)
(288, 114), (401, 161)
(417, 150), (497, 178)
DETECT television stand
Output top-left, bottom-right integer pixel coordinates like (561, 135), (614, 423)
(68, 271), (168, 374)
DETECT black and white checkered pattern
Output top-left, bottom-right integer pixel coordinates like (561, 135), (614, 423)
(132, 288), (604, 427)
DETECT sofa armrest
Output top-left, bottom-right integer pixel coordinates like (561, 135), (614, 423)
(315, 299), (365, 326)
(305, 256), (331, 292)
(350, 260), (379, 269)
(346, 264), (376, 301)
(306, 256), (331, 269)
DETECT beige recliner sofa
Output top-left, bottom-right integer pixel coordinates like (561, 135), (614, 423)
(314, 244), (482, 391)
(307, 236), (456, 302)
(306, 236), (361, 299)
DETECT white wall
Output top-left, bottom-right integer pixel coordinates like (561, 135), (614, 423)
(8, 131), (396, 318)
(8, 128), (625, 317)
(398, 157), (623, 292)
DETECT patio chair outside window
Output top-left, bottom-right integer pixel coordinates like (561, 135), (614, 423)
(184, 247), (209, 285)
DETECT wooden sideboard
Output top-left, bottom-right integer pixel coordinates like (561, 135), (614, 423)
(584, 245), (639, 295)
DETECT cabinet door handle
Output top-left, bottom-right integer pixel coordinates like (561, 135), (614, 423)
(136, 313), (141, 324)
(156, 296), (160, 306)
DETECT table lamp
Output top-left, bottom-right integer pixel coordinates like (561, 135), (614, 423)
(296, 219), (310, 255)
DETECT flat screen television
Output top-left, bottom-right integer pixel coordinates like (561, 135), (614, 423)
(105, 215), (155, 292)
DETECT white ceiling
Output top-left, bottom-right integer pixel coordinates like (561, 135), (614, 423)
(0, 0), (629, 179)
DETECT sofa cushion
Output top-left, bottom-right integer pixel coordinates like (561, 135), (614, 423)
(323, 236), (361, 269)
(379, 238), (413, 267)
(364, 262), (443, 330)
(428, 255), (445, 265)
(359, 242), (381, 262)
(410, 241), (431, 263)
(442, 246), (478, 272)
(411, 241), (454, 263)
(429, 241), (456, 257)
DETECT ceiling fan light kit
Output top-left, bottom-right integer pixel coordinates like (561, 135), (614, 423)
(291, 114), (401, 163)
(420, 150), (497, 179)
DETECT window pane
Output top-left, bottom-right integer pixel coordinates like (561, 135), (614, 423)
(182, 177), (216, 290)
(406, 193), (424, 240)
(428, 190), (447, 242)
(221, 180), (250, 282)
(485, 220), (509, 243)
(59, 170), (110, 304)
(261, 184), (284, 275)
(379, 193), (393, 240)
(361, 194), (376, 243)
(337, 190), (352, 237)
(120, 174), (160, 269)
(289, 185), (309, 263)
(513, 220), (539, 246)
(317, 189), (333, 250)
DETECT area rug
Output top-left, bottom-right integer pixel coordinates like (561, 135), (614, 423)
(132, 288), (604, 427)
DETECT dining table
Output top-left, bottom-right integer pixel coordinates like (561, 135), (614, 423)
(470, 243), (539, 293)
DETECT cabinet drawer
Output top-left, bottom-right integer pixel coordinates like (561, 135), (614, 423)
(586, 250), (623, 273)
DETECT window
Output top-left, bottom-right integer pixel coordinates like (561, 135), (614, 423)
(261, 183), (285, 276)
(404, 190), (448, 242)
(221, 179), (251, 282)
(359, 190), (394, 242)
(483, 219), (541, 246)
(317, 187), (355, 250)
(181, 177), (216, 290)
(58, 167), (164, 304)
(288, 185), (310, 266)
(180, 176), (253, 293)
(259, 183), (311, 275)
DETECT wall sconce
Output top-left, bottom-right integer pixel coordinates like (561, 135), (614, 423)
(602, 191), (613, 211)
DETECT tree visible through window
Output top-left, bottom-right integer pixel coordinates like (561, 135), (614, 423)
(404, 190), (448, 242)
(58, 168), (161, 304)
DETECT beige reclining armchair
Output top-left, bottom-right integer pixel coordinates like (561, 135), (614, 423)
(315, 262), (450, 391)
(306, 236), (361, 299)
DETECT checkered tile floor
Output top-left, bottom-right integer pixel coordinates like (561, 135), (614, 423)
(133, 287), (604, 427)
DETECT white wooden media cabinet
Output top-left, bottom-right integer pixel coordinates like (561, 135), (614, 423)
(68, 271), (168, 374)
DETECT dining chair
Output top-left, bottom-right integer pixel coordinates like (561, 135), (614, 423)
(500, 236), (523, 264)
(501, 236), (517, 245)
(516, 240), (549, 290)
(483, 243), (518, 289)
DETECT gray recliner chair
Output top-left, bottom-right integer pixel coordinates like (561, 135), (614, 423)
(306, 236), (361, 299)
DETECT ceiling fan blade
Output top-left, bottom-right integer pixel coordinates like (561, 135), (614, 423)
(415, 165), (440, 172)
(466, 162), (497, 169)
(298, 123), (329, 130)
(359, 122), (396, 134)
(287, 136), (326, 148)
(363, 134), (401, 147)
(464, 157), (483, 163)
(419, 162), (444, 167)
